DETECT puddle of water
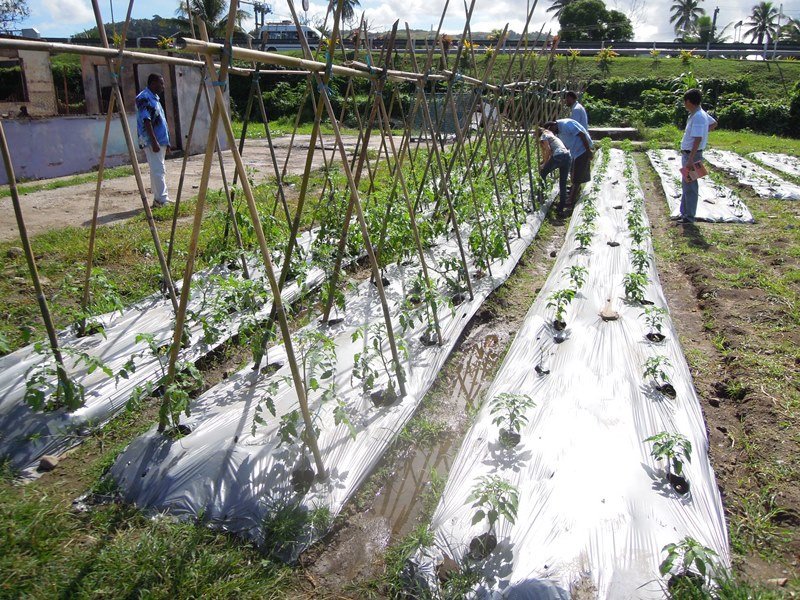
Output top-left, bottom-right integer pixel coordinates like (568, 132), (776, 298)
(368, 326), (508, 539)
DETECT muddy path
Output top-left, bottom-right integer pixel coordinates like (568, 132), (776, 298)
(0, 134), (388, 242)
(295, 214), (567, 598)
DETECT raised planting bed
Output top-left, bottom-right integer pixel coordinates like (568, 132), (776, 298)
(748, 152), (800, 179)
(0, 228), (330, 476)
(647, 149), (754, 223)
(417, 148), (729, 598)
(705, 150), (800, 201)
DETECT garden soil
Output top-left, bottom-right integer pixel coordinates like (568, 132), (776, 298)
(0, 134), (385, 242)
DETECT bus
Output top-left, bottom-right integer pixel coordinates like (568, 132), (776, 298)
(259, 21), (321, 52)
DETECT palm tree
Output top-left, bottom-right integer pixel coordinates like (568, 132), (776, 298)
(744, 1), (779, 45)
(669, 0), (706, 39)
(547, 0), (577, 19)
(780, 17), (800, 43)
(327, 0), (361, 27)
(697, 15), (732, 43)
(175, 0), (250, 37)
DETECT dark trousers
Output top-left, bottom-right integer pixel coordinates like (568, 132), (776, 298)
(540, 152), (572, 210)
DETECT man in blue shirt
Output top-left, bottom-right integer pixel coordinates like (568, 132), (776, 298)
(543, 118), (594, 214)
(565, 91), (588, 130)
(136, 73), (171, 208)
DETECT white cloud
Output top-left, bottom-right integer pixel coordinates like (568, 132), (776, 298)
(40, 0), (94, 24)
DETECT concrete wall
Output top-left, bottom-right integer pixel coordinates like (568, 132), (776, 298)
(0, 50), (56, 116)
(0, 114), (139, 184)
(174, 65), (229, 156)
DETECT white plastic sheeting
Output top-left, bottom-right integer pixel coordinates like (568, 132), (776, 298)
(647, 149), (754, 223)
(0, 230), (323, 476)
(428, 149), (729, 599)
(748, 152), (800, 179)
(108, 194), (554, 554)
(705, 149), (800, 200)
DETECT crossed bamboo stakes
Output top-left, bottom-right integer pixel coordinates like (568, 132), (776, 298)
(0, 0), (574, 481)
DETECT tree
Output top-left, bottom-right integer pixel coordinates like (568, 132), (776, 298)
(744, 1), (780, 45)
(174, 0), (250, 37)
(695, 15), (731, 43)
(606, 9), (634, 41)
(669, 0), (705, 40)
(781, 17), (800, 43)
(547, 0), (578, 19)
(0, 0), (29, 33)
(558, 0), (633, 42)
(327, 0), (361, 27)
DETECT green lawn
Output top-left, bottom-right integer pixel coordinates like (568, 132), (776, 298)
(643, 125), (800, 156)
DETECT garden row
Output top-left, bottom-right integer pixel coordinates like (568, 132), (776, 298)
(409, 146), (730, 597)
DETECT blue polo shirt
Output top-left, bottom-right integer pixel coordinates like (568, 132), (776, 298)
(135, 87), (169, 148)
(556, 118), (592, 159)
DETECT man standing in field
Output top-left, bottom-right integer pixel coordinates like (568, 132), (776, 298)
(565, 91), (588, 130)
(544, 118), (594, 215)
(136, 73), (171, 208)
(677, 88), (717, 224)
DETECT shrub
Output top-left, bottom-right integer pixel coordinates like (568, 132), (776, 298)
(716, 100), (791, 136)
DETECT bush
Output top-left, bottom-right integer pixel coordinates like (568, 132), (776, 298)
(640, 89), (673, 110)
(716, 100), (791, 136)
(790, 81), (800, 136)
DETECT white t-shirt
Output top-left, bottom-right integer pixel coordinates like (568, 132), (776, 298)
(540, 130), (569, 156)
(681, 107), (715, 151)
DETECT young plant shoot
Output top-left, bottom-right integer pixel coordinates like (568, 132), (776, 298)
(490, 392), (536, 448)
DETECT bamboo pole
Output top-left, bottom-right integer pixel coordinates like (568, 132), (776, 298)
(89, 0), (179, 312)
(0, 121), (76, 408)
(287, 0), (407, 397)
(166, 72), (205, 271)
(202, 16), (328, 476)
(78, 0), (136, 336)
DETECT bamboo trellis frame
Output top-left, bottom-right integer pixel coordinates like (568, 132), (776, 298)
(0, 0), (582, 485)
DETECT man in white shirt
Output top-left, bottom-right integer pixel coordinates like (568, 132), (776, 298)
(677, 88), (717, 223)
(565, 91), (588, 130)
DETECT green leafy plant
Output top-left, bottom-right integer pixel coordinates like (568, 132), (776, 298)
(574, 223), (594, 250)
(630, 248), (650, 274)
(643, 355), (672, 388)
(645, 431), (692, 478)
(24, 343), (112, 412)
(596, 46), (619, 72)
(623, 271), (649, 303)
(649, 48), (661, 63)
(659, 537), (719, 585)
(566, 265), (588, 290)
(641, 306), (668, 339)
(679, 49), (694, 65)
(352, 322), (407, 405)
(468, 475), (519, 532)
(547, 288), (576, 325)
(160, 362), (203, 431)
(491, 393), (536, 448)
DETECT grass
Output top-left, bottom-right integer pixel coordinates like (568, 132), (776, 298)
(643, 125), (800, 156)
(231, 116), (362, 140)
(1, 165), (134, 199)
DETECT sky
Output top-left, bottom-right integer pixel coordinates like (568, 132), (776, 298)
(22, 0), (800, 42)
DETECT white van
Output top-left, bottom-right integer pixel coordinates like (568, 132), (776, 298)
(259, 21), (321, 52)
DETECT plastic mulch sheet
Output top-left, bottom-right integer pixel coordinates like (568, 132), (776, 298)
(647, 149), (754, 223)
(108, 192), (555, 557)
(426, 149), (729, 598)
(0, 230), (324, 476)
(748, 152), (800, 179)
(705, 149), (800, 200)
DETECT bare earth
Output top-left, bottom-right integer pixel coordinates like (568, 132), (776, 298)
(0, 134), (385, 243)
